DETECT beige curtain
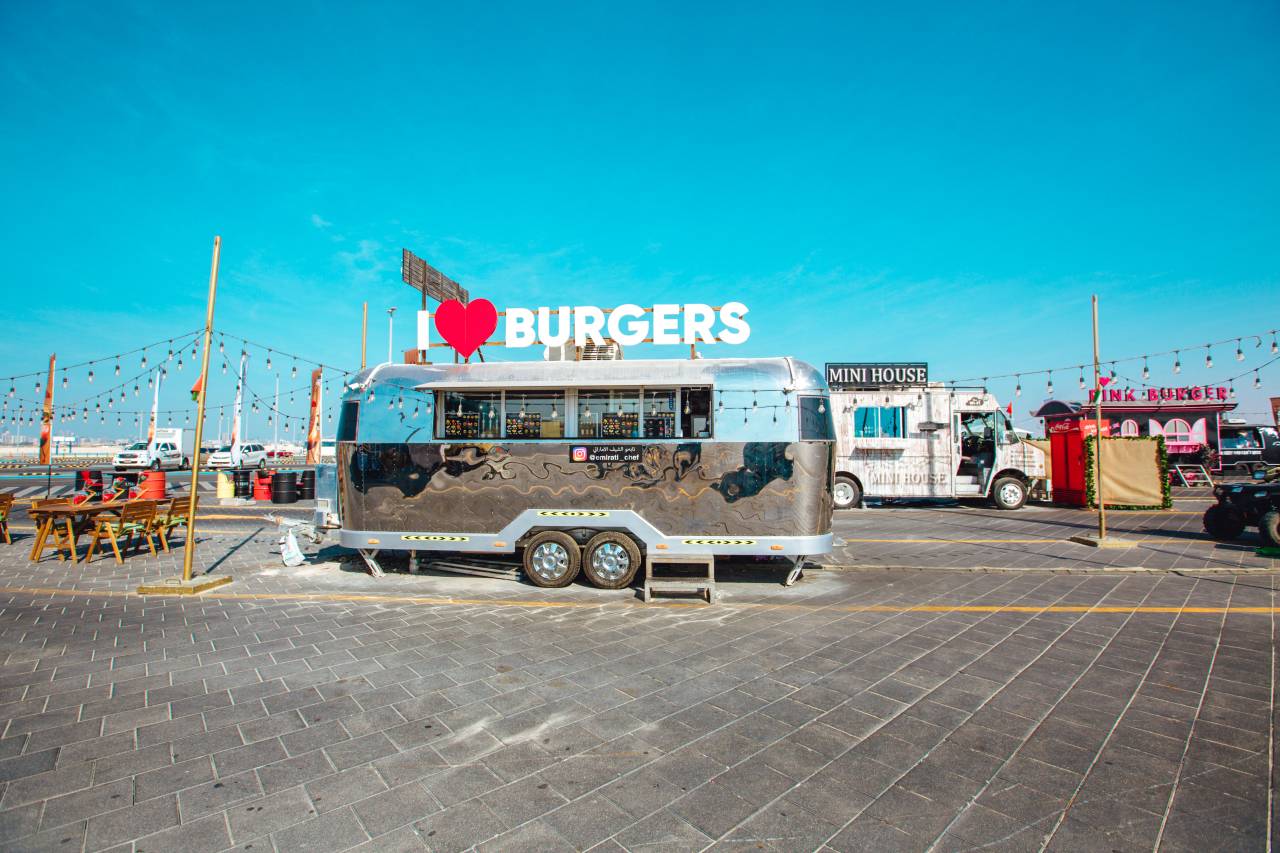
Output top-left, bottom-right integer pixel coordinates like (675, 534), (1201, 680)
(1097, 437), (1163, 507)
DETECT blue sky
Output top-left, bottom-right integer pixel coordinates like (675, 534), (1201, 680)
(1, 1), (1277, 437)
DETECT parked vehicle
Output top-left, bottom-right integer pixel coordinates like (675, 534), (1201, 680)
(112, 428), (193, 470)
(1217, 420), (1280, 475)
(207, 442), (268, 469)
(830, 385), (1047, 510)
(1203, 465), (1280, 546)
(267, 449), (294, 461)
(311, 358), (834, 588)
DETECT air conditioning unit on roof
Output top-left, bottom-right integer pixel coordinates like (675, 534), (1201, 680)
(579, 339), (624, 361)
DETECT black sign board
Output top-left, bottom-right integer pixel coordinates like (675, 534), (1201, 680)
(401, 249), (469, 304)
(825, 363), (928, 390)
(570, 445), (643, 463)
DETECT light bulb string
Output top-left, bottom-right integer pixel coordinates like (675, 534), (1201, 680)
(942, 327), (1279, 384)
(0, 328), (205, 384)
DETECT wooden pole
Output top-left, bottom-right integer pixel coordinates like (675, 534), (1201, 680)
(38, 354), (55, 466)
(182, 237), (221, 583)
(360, 303), (368, 370)
(1092, 294), (1107, 540)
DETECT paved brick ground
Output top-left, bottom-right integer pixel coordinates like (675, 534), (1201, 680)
(0, 487), (1275, 851)
(0, 564), (1275, 851)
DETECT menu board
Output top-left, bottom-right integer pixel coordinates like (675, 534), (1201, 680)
(600, 412), (639, 438)
(644, 412), (676, 438)
(444, 412), (480, 438)
(505, 414), (542, 439)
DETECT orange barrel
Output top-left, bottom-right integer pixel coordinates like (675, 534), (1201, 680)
(253, 470), (274, 501)
(137, 470), (167, 500)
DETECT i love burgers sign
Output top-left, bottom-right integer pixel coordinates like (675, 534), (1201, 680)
(428, 300), (751, 359)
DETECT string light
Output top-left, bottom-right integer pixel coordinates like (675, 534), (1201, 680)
(1173, 352), (1181, 374)
(1014, 376), (1021, 397)
(1204, 346), (1213, 369)
(1256, 372), (1263, 389)
(1236, 340), (1245, 362)
(1047, 372), (1054, 396)
(1077, 368), (1085, 390)
(1142, 358), (1150, 381)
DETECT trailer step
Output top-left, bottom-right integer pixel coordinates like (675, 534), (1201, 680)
(644, 553), (717, 603)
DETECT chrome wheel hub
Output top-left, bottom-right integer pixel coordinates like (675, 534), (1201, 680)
(833, 482), (855, 506)
(591, 542), (630, 581)
(999, 483), (1023, 505)
(530, 542), (570, 581)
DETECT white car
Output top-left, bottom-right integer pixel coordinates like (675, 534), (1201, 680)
(207, 443), (269, 469)
(113, 441), (188, 470)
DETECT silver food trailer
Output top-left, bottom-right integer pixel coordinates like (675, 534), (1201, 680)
(825, 363), (1046, 510)
(312, 357), (834, 588)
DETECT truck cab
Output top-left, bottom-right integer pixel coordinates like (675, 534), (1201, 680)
(1218, 420), (1280, 475)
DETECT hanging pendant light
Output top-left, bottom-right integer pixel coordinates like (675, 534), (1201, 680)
(266, 352), (273, 370)
(1046, 372), (1054, 396)
(1236, 339), (1245, 361)
(291, 363), (297, 379)
(1142, 358), (1150, 381)
(1173, 352), (1181, 374)
(141, 352), (147, 369)
(1014, 376), (1021, 397)
(1204, 346), (1213, 369)
(1255, 371), (1262, 389)
(167, 342), (174, 361)
(87, 369), (93, 384)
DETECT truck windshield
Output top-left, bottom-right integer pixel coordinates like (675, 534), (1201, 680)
(126, 442), (148, 450)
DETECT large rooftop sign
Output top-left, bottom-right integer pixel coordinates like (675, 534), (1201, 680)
(425, 300), (751, 359)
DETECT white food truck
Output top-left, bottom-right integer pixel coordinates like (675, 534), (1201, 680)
(825, 363), (1047, 510)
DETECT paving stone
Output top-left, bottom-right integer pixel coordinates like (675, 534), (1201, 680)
(257, 748), (336, 794)
(413, 799), (504, 853)
(227, 785), (318, 842)
(84, 796), (179, 852)
(306, 766), (388, 813)
(39, 778), (133, 831)
(351, 781), (438, 837)
(177, 769), (263, 820)
(132, 811), (230, 853)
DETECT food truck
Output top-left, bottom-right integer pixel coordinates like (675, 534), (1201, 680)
(825, 363), (1047, 510)
(313, 357), (835, 588)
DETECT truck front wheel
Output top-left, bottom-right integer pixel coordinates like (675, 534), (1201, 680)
(833, 475), (862, 510)
(991, 477), (1027, 510)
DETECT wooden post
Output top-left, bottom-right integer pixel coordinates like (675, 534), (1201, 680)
(38, 354), (55, 466)
(360, 302), (368, 370)
(182, 237), (221, 583)
(1092, 294), (1107, 540)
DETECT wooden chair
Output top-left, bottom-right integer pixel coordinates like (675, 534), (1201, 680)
(0, 492), (14, 545)
(29, 498), (73, 561)
(85, 501), (158, 564)
(153, 496), (197, 552)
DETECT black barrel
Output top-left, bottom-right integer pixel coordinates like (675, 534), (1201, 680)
(271, 471), (299, 504)
(297, 469), (316, 500)
(232, 469), (253, 498)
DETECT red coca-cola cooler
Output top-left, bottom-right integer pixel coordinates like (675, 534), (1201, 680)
(1048, 417), (1110, 506)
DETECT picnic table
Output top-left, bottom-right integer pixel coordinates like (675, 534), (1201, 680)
(28, 500), (134, 564)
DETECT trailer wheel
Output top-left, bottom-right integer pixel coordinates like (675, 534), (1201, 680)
(991, 477), (1027, 510)
(522, 531), (581, 588)
(833, 475), (862, 510)
(1260, 511), (1280, 548)
(1202, 504), (1245, 541)
(581, 532), (642, 589)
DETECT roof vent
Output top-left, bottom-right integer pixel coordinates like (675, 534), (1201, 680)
(543, 343), (578, 362)
(578, 339), (624, 361)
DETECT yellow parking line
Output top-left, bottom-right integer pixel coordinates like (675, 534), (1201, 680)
(0, 584), (1274, 615)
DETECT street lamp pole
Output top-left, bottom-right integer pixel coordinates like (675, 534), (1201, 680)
(387, 307), (397, 364)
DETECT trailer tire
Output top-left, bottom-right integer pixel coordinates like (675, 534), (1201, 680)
(581, 532), (642, 589)
(991, 477), (1027, 510)
(1202, 504), (1245, 541)
(1260, 511), (1280, 548)
(833, 475), (862, 510)
(521, 531), (581, 588)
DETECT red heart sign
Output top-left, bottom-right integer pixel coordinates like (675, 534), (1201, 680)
(434, 299), (497, 359)
(1098, 376), (1111, 387)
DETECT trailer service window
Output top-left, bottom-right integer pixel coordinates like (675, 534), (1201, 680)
(431, 387), (714, 440)
(855, 406), (907, 438)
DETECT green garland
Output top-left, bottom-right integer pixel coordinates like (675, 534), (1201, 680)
(1083, 434), (1172, 510)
